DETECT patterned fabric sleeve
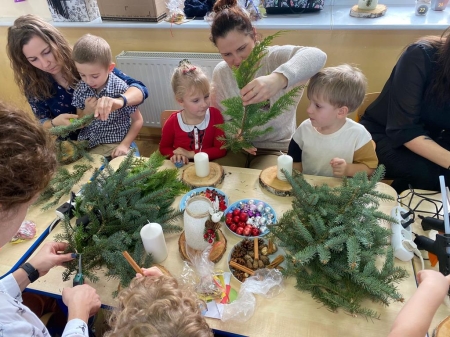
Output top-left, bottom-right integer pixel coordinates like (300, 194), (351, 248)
(62, 319), (89, 337)
(28, 96), (52, 123)
(71, 84), (87, 110)
(112, 67), (149, 102)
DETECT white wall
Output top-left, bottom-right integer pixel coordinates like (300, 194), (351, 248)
(2, 0), (51, 19)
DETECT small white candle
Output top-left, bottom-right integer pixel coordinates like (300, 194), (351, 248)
(194, 152), (210, 178)
(140, 222), (168, 263)
(277, 154), (293, 181)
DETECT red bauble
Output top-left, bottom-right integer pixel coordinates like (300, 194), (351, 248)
(239, 213), (248, 222)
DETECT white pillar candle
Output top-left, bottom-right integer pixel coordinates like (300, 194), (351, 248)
(194, 152), (210, 178)
(277, 154), (293, 181)
(140, 222), (168, 263)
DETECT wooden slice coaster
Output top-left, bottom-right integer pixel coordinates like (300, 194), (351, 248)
(178, 229), (227, 263)
(181, 162), (224, 188)
(259, 165), (292, 197)
(153, 263), (172, 276)
(434, 316), (450, 337)
(349, 4), (387, 18)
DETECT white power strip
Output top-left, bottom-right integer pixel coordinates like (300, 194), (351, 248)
(390, 206), (425, 270)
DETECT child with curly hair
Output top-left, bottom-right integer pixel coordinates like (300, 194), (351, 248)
(105, 267), (213, 337)
(159, 60), (227, 166)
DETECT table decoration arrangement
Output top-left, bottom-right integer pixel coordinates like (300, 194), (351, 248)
(43, 152), (188, 292)
(179, 187), (228, 212)
(181, 162), (225, 188)
(228, 238), (285, 283)
(179, 194), (227, 263)
(269, 165), (409, 318)
(224, 199), (276, 238)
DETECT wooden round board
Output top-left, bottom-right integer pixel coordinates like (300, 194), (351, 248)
(181, 162), (224, 188)
(259, 165), (292, 197)
(349, 4), (387, 18)
(434, 315), (450, 337)
(178, 229), (227, 263)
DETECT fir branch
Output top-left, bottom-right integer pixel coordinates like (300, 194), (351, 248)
(49, 114), (95, 138)
(271, 165), (408, 318)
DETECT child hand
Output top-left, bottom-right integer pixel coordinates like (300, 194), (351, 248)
(330, 158), (347, 177)
(173, 147), (194, 160)
(112, 144), (130, 158)
(136, 266), (164, 278)
(417, 269), (450, 289)
(170, 154), (189, 165)
(84, 97), (98, 115)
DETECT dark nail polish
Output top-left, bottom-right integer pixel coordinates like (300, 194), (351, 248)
(71, 253), (78, 258)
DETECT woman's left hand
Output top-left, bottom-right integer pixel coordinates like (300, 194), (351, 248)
(28, 242), (75, 277)
(94, 96), (124, 121)
(241, 73), (288, 106)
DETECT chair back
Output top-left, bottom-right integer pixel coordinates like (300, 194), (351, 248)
(354, 92), (380, 122)
(160, 110), (177, 127)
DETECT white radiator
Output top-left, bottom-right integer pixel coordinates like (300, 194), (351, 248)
(115, 51), (223, 127)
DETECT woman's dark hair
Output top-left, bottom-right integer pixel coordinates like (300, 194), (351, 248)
(417, 27), (450, 105)
(210, 0), (255, 46)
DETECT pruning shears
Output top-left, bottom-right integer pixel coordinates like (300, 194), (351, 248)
(73, 254), (84, 287)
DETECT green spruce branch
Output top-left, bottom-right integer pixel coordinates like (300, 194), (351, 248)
(55, 151), (188, 291)
(269, 166), (408, 319)
(217, 31), (304, 152)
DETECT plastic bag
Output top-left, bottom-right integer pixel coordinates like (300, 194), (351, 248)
(221, 268), (284, 322)
(180, 243), (223, 301)
(11, 220), (37, 243)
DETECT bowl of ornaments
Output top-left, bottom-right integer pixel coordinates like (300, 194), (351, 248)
(224, 199), (276, 238)
(228, 238), (285, 283)
(179, 187), (229, 212)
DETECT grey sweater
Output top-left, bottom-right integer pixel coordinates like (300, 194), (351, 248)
(211, 45), (327, 151)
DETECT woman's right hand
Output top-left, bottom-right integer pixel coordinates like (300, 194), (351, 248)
(241, 73), (288, 106)
(62, 284), (101, 322)
(52, 113), (78, 126)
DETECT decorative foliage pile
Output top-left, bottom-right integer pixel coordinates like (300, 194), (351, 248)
(269, 166), (408, 319)
(37, 114), (96, 209)
(217, 31), (304, 153)
(54, 152), (188, 291)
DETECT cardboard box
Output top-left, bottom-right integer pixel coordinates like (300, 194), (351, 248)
(96, 0), (168, 22)
(48, 0), (101, 22)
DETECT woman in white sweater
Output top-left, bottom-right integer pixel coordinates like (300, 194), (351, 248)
(210, 0), (327, 168)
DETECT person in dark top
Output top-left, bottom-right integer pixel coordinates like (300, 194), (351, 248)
(6, 14), (148, 134)
(360, 28), (450, 193)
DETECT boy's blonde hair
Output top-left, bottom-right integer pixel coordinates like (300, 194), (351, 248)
(171, 59), (210, 102)
(72, 34), (112, 69)
(307, 64), (367, 113)
(105, 275), (213, 337)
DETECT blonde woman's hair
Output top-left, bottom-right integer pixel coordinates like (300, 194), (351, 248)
(105, 275), (213, 337)
(171, 59), (210, 102)
(6, 14), (79, 100)
(307, 64), (367, 113)
(72, 34), (112, 69)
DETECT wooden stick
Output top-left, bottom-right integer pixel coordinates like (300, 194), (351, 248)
(254, 237), (259, 260)
(122, 251), (143, 275)
(229, 261), (255, 276)
(268, 239), (274, 254)
(268, 255), (285, 269)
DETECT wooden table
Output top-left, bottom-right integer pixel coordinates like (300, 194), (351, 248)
(23, 161), (418, 337)
(0, 155), (104, 280)
(398, 189), (450, 334)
